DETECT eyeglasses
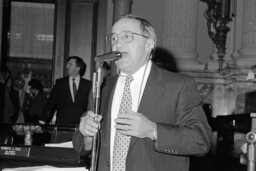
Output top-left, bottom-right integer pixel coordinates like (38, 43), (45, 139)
(106, 31), (149, 46)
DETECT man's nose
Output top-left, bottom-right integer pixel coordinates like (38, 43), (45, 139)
(114, 37), (124, 49)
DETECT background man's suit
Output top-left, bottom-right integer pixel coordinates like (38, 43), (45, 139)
(73, 63), (212, 171)
(43, 77), (91, 125)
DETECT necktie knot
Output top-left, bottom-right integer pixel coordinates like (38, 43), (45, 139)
(126, 75), (134, 84)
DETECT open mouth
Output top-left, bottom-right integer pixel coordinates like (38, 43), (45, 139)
(119, 52), (128, 60)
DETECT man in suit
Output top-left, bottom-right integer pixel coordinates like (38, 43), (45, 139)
(0, 72), (16, 123)
(73, 14), (212, 171)
(42, 56), (91, 126)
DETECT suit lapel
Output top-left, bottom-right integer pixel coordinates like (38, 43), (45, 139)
(128, 63), (165, 152)
(75, 79), (83, 102)
(100, 65), (166, 159)
(100, 76), (118, 162)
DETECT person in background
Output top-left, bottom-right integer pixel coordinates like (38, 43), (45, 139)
(6, 77), (20, 123)
(41, 56), (92, 126)
(22, 79), (47, 123)
(72, 14), (212, 171)
(13, 78), (26, 123)
(0, 71), (15, 123)
(0, 72), (5, 122)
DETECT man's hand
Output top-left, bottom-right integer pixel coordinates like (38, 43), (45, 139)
(79, 111), (102, 137)
(79, 111), (103, 150)
(114, 110), (157, 140)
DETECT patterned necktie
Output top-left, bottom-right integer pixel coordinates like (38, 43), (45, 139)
(72, 78), (77, 100)
(112, 75), (134, 171)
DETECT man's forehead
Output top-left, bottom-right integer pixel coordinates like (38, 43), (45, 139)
(112, 18), (141, 33)
(68, 58), (76, 64)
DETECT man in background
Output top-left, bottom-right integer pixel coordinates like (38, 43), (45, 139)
(42, 56), (91, 126)
(0, 72), (14, 123)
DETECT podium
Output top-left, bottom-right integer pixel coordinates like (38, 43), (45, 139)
(0, 123), (87, 171)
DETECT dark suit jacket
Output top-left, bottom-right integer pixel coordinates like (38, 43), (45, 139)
(73, 63), (212, 171)
(8, 87), (20, 123)
(0, 83), (5, 122)
(43, 77), (91, 126)
(3, 86), (15, 123)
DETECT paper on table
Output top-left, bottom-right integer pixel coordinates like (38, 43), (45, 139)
(3, 165), (56, 171)
(44, 141), (73, 148)
(3, 165), (88, 171)
(37, 167), (87, 171)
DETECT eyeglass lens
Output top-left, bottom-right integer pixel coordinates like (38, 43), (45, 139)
(108, 31), (133, 46)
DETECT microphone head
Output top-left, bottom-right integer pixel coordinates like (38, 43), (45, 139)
(94, 51), (122, 62)
(113, 51), (122, 58)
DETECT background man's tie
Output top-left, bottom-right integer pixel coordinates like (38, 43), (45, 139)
(72, 78), (77, 101)
(112, 75), (134, 171)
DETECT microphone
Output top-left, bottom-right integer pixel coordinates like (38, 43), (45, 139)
(94, 51), (122, 62)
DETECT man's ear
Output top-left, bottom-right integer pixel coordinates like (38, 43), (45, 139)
(146, 38), (155, 51)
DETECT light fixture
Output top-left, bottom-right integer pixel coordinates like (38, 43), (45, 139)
(200, 0), (236, 71)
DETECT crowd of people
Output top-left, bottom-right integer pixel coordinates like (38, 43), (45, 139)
(0, 56), (94, 127)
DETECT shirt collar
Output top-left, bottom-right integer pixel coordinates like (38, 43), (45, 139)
(119, 60), (152, 80)
(69, 75), (80, 81)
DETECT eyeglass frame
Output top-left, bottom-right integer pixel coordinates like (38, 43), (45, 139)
(106, 31), (149, 46)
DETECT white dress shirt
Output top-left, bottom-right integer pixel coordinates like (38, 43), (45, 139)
(69, 76), (80, 102)
(110, 60), (152, 169)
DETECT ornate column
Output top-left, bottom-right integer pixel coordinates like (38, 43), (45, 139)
(0, 0), (3, 71)
(237, 0), (256, 68)
(162, 0), (204, 70)
(53, 0), (67, 81)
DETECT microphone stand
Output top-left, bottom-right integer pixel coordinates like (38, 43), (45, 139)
(90, 51), (121, 171)
(90, 62), (103, 171)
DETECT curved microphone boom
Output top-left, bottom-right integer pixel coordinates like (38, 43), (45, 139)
(94, 51), (122, 62)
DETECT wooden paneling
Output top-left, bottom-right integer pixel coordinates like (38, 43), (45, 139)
(0, 0), (100, 88)
(52, 0), (67, 81)
(68, 0), (98, 79)
(53, 0), (99, 81)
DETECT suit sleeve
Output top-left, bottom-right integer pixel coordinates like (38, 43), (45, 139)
(72, 90), (94, 155)
(72, 108), (94, 156)
(72, 130), (92, 155)
(4, 88), (15, 122)
(154, 78), (212, 156)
